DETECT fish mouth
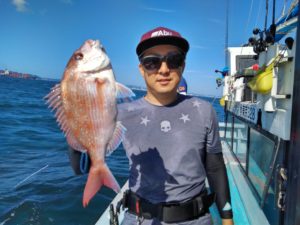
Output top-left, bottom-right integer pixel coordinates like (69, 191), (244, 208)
(86, 39), (100, 48)
(93, 40), (101, 49)
(84, 62), (112, 75)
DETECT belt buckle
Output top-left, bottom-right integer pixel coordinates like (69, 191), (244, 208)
(135, 215), (144, 225)
(196, 196), (204, 214)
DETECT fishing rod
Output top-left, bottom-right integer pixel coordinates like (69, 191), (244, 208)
(248, 0), (277, 57)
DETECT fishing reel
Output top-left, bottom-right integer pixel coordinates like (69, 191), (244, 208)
(248, 26), (276, 58)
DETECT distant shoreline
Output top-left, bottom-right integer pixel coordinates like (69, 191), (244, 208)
(0, 69), (40, 80)
(0, 74), (219, 98)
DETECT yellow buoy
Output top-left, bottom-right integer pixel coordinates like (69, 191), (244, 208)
(219, 96), (225, 107)
(247, 61), (274, 94)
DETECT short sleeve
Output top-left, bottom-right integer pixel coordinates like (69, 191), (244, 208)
(206, 105), (222, 153)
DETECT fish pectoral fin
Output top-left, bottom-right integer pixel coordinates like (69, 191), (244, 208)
(66, 131), (86, 152)
(106, 121), (127, 155)
(95, 77), (107, 85)
(116, 82), (136, 99)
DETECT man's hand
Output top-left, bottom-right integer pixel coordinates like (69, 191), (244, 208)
(222, 218), (234, 225)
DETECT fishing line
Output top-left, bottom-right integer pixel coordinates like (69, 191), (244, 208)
(239, 0), (255, 58)
(14, 164), (49, 189)
(0, 218), (10, 225)
(244, 0), (254, 40)
(211, 95), (218, 105)
(255, 0), (263, 28)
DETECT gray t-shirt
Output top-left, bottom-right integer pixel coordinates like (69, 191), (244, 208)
(118, 94), (222, 204)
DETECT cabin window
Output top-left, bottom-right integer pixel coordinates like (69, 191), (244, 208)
(235, 55), (258, 72)
(248, 128), (276, 198)
(225, 114), (233, 148)
(232, 117), (248, 169)
(224, 111), (281, 224)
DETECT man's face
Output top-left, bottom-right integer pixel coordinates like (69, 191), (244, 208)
(139, 45), (185, 100)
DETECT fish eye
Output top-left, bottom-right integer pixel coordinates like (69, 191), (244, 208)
(74, 52), (84, 60)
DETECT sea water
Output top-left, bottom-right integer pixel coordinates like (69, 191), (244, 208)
(0, 76), (224, 225)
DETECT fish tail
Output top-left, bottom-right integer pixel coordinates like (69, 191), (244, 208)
(82, 164), (120, 207)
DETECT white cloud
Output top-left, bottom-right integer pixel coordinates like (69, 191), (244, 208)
(12, 0), (28, 12)
(141, 7), (175, 13)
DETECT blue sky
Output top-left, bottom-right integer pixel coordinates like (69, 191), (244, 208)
(0, 0), (289, 96)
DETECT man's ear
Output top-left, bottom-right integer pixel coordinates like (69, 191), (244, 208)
(139, 64), (146, 78)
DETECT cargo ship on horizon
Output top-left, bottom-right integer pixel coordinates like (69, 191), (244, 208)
(0, 69), (40, 80)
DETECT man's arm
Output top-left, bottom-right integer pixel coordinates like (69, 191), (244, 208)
(205, 152), (234, 225)
(68, 147), (90, 175)
(204, 105), (233, 224)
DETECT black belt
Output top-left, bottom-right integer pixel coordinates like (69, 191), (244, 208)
(120, 190), (216, 223)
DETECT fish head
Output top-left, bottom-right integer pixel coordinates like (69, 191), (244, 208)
(66, 39), (111, 74)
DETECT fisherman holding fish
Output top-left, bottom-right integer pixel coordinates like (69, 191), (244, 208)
(118, 27), (234, 225)
(51, 27), (233, 225)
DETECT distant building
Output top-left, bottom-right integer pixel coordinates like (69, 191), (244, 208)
(0, 69), (9, 75)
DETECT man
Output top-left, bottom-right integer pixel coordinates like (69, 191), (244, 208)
(70, 27), (234, 225)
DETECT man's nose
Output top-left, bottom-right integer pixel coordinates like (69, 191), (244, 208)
(158, 61), (170, 74)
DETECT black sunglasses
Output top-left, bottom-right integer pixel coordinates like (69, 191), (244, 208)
(139, 52), (185, 71)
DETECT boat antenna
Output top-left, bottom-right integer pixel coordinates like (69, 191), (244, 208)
(225, 0), (229, 67)
(272, 0), (276, 25)
(269, 0), (277, 41)
(264, 0), (269, 32)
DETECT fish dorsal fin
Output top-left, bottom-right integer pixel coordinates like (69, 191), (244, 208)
(45, 84), (65, 128)
(106, 121), (127, 155)
(116, 82), (136, 99)
(44, 83), (86, 152)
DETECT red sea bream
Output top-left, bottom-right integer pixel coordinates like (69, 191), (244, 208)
(45, 39), (134, 207)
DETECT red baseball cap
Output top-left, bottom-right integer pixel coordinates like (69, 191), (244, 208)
(136, 27), (189, 56)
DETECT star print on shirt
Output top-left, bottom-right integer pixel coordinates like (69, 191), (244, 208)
(140, 116), (150, 126)
(179, 113), (190, 123)
(192, 100), (201, 108)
